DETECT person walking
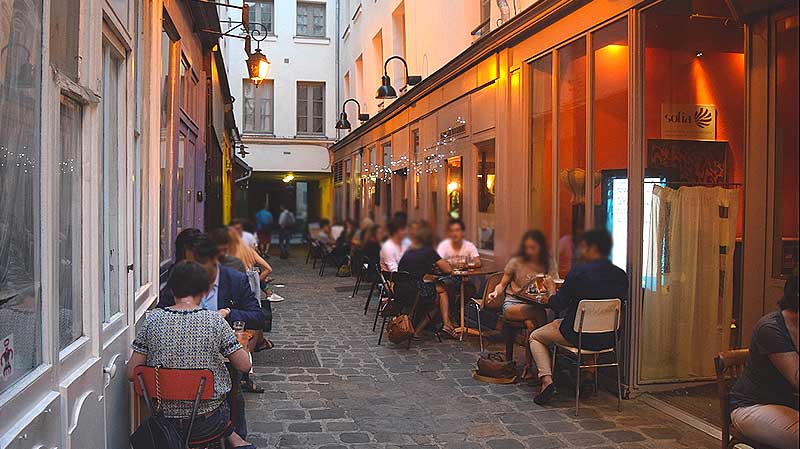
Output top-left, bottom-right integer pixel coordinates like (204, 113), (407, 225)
(278, 204), (295, 259)
(255, 203), (273, 256)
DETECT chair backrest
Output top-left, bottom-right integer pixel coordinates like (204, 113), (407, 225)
(574, 299), (621, 333)
(714, 349), (749, 445)
(481, 272), (504, 310)
(133, 365), (215, 401)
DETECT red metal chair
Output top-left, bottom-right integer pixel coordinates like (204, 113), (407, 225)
(133, 365), (229, 449)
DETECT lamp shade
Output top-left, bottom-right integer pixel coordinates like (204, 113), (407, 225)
(247, 49), (270, 86)
(335, 112), (352, 130)
(376, 75), (397, 99)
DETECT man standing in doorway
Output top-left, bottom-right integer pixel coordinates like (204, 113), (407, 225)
(255, 202), (273, 256)
(278, 204), (295, 259)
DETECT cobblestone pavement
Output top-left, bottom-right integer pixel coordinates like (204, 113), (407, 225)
(243, 249), (718, 449)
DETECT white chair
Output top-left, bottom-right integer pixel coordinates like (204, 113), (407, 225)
(551, 298), (622, 416)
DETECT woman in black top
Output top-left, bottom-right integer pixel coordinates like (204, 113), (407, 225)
(398, 224), (454, 337)
(729, 276), (798, 449)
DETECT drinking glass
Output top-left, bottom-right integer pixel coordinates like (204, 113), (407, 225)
(232, 321), (245, 332)
(466, 256), (477, 269)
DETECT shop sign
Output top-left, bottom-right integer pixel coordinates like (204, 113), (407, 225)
(1, 334), (13, 381)
(661, 104), (716, 140)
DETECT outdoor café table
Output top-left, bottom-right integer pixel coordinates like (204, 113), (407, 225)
(449, 265), (499, 341)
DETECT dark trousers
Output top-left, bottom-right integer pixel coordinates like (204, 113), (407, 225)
(226, 368), (247, 438)
(279, 229), (291, 258)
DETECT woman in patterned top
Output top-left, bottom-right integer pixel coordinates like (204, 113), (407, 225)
(127, 261), (255, 448)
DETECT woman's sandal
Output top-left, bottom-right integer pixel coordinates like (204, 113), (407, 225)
(253, 339), (274, 353)
(441, 325), (458, 339)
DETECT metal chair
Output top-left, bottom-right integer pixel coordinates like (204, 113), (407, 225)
(471, 272), (504, 352)
(351, 255), (370, 298)
(551, 299), (622, 416)
(714, 349), (778, 449)
(362, 264), (386, 316)
(132, 365), (228, 449)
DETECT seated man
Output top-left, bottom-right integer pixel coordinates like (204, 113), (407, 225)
(316, 218), (334, 250)
(728, 276), (798, 449)
(380, 219), (409, 273)
(157, 234), (263, 438)
(436, 218), (481, 267)
(528, 228), (628, 405)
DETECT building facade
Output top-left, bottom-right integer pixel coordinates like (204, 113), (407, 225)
(0, 0), (240, 447)
(330, 0), (798, 430)
(222, 0), (337, 229)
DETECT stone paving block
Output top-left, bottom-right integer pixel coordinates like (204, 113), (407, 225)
(241, 253), (718, 449)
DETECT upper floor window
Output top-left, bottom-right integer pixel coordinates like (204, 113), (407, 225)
(297, 2), (326, 37)
(297, 81), (325, 135)
(247, 1), (274, 35)
(243, 79), (274, 134)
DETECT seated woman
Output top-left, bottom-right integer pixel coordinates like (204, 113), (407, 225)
(728, 276), (798, 449)
(489, 230), (556, 329)
(126, 261), (255, 449)
(398, 224), (455, 338)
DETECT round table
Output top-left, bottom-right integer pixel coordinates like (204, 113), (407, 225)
(448, 265), (500, 341)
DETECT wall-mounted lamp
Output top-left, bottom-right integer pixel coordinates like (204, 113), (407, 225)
(335, 98), (370, 130)
(376, 55), (422, 99)
(282, 173), (295, 183)
(247, 48), (270, 86)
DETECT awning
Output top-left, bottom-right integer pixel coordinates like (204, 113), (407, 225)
(244, 144), (331, 173)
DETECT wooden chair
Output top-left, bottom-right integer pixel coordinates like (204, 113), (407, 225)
(714, 349), (778, 449)
(551, 299), (622, 416)
(133, 365), (228, 449)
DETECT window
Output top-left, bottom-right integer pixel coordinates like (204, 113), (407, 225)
(297, 2), (326, 37)
(382, 142), (392, 219)
(50, 0), (80, 79)
(0, 0), (43, 393)
(772, 10), (799, 277)
(530, 54), (554, 244)
(58, 95), (83, 349)
(477, 0), (491, 36)
(243, 79), (274, 134)
(412, 129), (420, 208)
(477, 140), (495, 251)
(159, 29), (174, 263)
(446, 157), (462, 220)
(556, 37), (587, 278)
(101, 39), (125, 322)
(179, 55), (188, 112)
(247, 1), (274, 35)
(297, 81), (325, 134)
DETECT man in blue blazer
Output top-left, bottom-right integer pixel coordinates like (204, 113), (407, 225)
(157, 233), (262, 439)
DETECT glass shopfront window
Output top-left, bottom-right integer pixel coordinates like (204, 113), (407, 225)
(772, 10), (799, 278)
(0, 0), (43, 393)
(592, 19), (629, 271)
(530, 55), (554, 243)
(382, 142), (392, 220)
(556, 38), (587, 278)
(446, 156), (463, 220)
(476, 140), (496, 251)
(640, 0), (744, 382)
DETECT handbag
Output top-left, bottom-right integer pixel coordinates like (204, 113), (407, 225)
(473, 352), (517, 384)
(387, 314), (414, 343)
(130, 366), (184, 449)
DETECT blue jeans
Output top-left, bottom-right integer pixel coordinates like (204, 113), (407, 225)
(167, 402), (233, 442)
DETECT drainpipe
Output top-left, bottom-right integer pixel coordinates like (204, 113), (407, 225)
(496, 0), (511, 24)
(335, 0), (341, 141)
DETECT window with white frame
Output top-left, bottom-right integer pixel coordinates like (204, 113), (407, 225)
(57, 95), (83, 349)
(247, 1), (275, 35)
(297, 2), (326, 37)
(0, 0), (43, 394)
(296, 81), (325, 135)
(101, 38), (126, 322)
(243, 79), (274, 134)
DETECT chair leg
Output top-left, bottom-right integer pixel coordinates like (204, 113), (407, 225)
(615, 349), (622, 412)
(475, 305), (483, 353)
(594, 355), (599, 393)
(503, 325), (515, 361)
(305, 248), (311, 264)
(351, 272), (362, 298)
(364, 282), (376, 315)
(575, 350), (581, 417)
(372, 302), (381, 332)
(377, 316), (387, 345)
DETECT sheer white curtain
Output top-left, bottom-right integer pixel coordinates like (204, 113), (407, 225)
(641, 185), (739, 380)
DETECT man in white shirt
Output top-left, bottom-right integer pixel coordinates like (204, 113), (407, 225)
(380, 219), (409, 272)
(231, 218), (258, 249)
(437, 219), (481, 267)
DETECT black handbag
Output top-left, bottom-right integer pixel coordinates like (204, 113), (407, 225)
(130, 365), (183, 449)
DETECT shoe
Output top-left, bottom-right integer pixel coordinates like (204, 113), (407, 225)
(533, 383), (557, 405)
(267, 293), (285, 302)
